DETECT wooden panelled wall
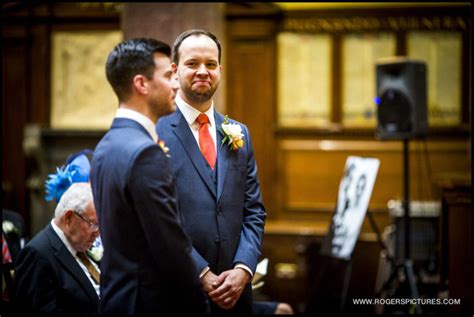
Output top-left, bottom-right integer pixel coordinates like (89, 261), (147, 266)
(2, 2), (471, 313)
(226, 4), (470, 311)
(2, 3), (120, 233)
(225, 3), (471, 231)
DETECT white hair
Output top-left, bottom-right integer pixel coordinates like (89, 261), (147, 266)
(54, 182), (93, 219)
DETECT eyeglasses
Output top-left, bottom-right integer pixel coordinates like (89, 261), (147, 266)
(73, 210), (99, 232)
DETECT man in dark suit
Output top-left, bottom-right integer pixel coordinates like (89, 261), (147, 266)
(91, 38), (209, 314)
(156, 29), (266, 314)
(14, 183), (100, 313)
(2, 209), (27, 263)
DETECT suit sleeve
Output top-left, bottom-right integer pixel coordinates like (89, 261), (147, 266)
(127, 145), (209, 311)
(191, 248), (209, 275)
(14, 246), (58, 313)
(232, 125), (267, 273)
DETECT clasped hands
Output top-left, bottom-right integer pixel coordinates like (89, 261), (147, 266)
(201, 268), (250, 310)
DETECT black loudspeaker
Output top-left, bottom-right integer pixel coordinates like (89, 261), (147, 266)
(376, 58), (427, 140)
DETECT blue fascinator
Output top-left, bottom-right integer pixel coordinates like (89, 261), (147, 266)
(44, 149), (93, 203)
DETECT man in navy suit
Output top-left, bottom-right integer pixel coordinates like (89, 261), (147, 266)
(91, 38), (209, 314)
(14, 183), (99, 313)
(156, 29), (266, 314)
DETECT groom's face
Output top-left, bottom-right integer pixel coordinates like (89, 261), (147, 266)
(146, 53), (179, 117)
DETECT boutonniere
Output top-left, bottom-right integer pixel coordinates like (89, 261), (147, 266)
(87, 236), (104, 263)
(2, 220), (21, 239)
(220, 115), (245, 151)
(158, 139), (171, 158)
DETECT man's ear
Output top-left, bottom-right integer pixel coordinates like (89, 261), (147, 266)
(171, 63), (177, 73)
(64, 209), (74, 224)
(132, 74), (148, 95)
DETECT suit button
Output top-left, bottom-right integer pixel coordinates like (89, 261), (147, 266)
(214, 236), (220, 243)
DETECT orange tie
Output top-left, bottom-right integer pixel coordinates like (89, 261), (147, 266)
(196, 113), (216, 170)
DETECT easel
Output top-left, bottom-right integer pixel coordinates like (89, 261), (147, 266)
(305, 157), (379, 314)
(305, 252), (353, 314)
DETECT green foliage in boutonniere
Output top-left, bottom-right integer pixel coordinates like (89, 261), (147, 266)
(220, 115), (245, 151)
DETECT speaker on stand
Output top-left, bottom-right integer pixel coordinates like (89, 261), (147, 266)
(374, 57), (428, 314)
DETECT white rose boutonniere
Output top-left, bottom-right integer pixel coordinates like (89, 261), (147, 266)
(2, 220), (21, 238)
(220, 115), (245, 151)
(87, 236), (104, 262)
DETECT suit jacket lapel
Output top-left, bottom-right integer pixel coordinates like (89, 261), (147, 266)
(215, 112), (229, 203)
(46, 224), (98, 303)
(170, 109), (217, 198)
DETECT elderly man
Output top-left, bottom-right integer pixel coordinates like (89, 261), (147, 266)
(14, 182), (100, 313)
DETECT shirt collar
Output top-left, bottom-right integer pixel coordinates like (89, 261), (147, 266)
(115, 108), (158, 143)
(176, 94), (215, 128)
(51, 219), (77, 257)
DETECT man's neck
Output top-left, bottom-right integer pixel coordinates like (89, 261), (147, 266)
(119, 102), (157, 123)
(179, 94), (212, 113)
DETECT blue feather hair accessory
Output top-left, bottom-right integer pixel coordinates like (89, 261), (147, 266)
(44, 149), (93, 203)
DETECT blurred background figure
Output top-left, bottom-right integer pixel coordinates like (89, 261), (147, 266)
(254, 301), (295, 315)
(2, 208), (28, 312)
(252, 258), (295, 314)
(2, 209), (27, 263)
(12, 151), (100, 313)
(14, 182), (100, 313)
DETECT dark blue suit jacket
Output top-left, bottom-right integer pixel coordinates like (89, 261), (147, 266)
(157, 109), (266, 313)
(91, 118), (209, 314)
(14, 224), (99, 313)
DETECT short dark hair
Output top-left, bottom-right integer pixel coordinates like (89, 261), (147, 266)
(172, 29), (221, 65)
(105, 38), (171, 101)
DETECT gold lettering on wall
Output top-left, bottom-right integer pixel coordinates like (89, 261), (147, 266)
(51, 30), (122, 129)
(284, 16), (467, 32)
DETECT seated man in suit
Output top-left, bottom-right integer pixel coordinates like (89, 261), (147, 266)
(2, 209), (27, 312)
(14, 182), (100, 313)
(2, 208), (27, 263)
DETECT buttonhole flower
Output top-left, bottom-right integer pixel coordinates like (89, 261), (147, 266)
(220, 115), (245, 151)
(158, 140), (171, 158)
(87, 236), (104, 262)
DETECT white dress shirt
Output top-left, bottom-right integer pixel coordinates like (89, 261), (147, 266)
(51, 220), (100, 297)
(175, 94), (217, 152)
(115, 108), (159, 143)
(175, 95), (253, 281)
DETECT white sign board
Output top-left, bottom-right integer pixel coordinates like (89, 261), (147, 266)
(322, 156), (380, 260)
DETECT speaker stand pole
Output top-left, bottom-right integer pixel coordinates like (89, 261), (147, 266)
(402, 138), (423, 315)
(403, 138), (410, 262)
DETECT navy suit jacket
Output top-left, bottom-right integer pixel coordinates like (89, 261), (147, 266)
(14, 224), (99, 313)
(156, 109), (266, 313)
(91, 118), (209, 314)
